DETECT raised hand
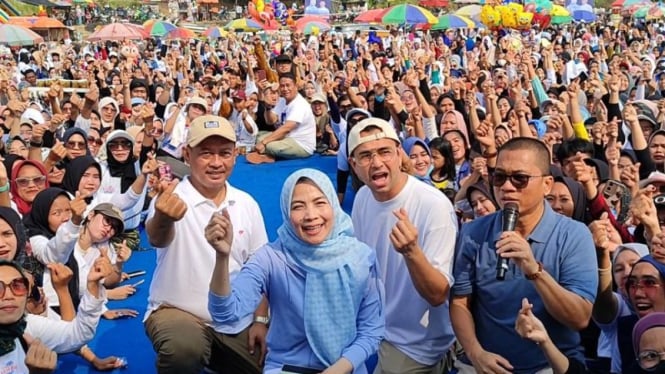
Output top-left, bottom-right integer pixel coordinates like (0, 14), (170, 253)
(155, 181), (187, 221)
(204, 209), (233, 256)
(47, 263), (73, 291)
(114, 240), (132, 264)
(69, 191), (87, 226)
(47, 140), (68, 163)
(390, 208), (419, 255)
(515, 298), (549, 344)
(24, 337), (57, 373)
(88, 248), (114, 283)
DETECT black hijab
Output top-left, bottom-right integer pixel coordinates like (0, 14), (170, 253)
(23, 188), (70, 239)
(22, 188), (80, 307)
(0, 207), (27, 262)
(106, 131), (137, 193)
(0, 261), (28, 357)
(554, 176), (588, 223)
(62, 156), (101, 204)
(2, 154), (25, 177)
(62, 127), (92, 159)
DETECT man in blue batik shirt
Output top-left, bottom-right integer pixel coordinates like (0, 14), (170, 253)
(451, 137), (598, 374)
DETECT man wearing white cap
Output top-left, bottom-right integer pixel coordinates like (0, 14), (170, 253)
(348, 118), (458, 373)
(145, 115), (268, 374)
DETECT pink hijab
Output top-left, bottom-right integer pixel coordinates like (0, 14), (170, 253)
(440, 110), (469, 144)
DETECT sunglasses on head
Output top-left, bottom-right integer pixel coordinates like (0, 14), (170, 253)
(489, 171), (546, 189)
(0, 277), (29, 298)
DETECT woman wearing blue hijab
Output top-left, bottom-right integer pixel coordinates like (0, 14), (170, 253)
(207, 169), (384, 373)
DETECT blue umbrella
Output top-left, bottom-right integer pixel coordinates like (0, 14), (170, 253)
(572, 10), (597, 22)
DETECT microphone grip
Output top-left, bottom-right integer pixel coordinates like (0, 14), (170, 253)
(496, 255), (509, 280)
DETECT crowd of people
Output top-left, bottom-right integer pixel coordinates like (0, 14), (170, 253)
(1, 11), (665, 374)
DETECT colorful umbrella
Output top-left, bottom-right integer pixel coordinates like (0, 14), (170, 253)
(225, 18), (264, 31)
(297, 20), (331, 34)
(430, 14), (478, 30)
(647, 4), (665, 19)
(418, 0), (449, 7)
(0, 9), (9, 24)
(87, 23), (147, 41)
(146, 20), (177, 37)
(294, 15), (328, 29)
(164, 27), (196, 40)
(456, 4), (482, 19)
(381, 4), (438, 25)
(354, 8), (387, 23)
(0, 24), (44, 46)
(572, 10), (597, 22)
(623, 0), (650, 9)
(551, 15), (573, 24)
(633, 5), (649, 18)
(203, 26), (228, 39)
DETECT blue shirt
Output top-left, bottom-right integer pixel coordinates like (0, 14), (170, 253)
(453, 203), (598, 373)
(209, 245), (384, 374)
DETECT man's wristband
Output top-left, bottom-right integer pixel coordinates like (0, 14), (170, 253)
(29, 140), (43, 148)
(253, 316), (269, 325)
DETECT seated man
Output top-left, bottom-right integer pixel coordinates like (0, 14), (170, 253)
(246, 73), (315, 164)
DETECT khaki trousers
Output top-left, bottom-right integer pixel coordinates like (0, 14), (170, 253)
(144, 307), (261, 374)
(374, 341), (445, 374)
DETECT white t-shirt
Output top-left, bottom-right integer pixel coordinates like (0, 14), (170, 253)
(145, 178), (268, 333)
(352, 176), (458, 365)
(230, 109), (258, 147)
(272, 94), (316, 155)
(0, 341), (27, 374)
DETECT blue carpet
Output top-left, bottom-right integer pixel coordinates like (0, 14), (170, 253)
(58, 154), (358, 373)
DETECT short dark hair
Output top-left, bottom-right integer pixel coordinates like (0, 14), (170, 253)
(278, 73), (296, 83)
(498, 137), (551, 175)
(555, 138), (594, 163)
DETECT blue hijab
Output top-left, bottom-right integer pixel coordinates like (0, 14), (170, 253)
(274, 168), (374, 366)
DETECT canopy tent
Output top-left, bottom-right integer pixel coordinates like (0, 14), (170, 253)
(7, 16), (70, 41)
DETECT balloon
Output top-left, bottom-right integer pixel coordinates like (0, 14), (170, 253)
(497, 5), (515, 28)
(256, 0), (265, 13)
(524, 3), (536, 12)
(248, 2), (261, 22)
(480, 5), (501, 28)
(273, 0), (288, 25)
(516, 11), (533, 30)
(532, 13), (551, 29)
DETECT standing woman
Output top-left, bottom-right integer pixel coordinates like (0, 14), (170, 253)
(208, 169), (384, 373)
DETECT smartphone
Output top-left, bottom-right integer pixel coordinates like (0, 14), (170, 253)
(159, 164), (173, 183)
(602, 179), (631, 223)
(256, 69), (267, 82)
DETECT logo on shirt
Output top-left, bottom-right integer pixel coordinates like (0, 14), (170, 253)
(0, 360), (19, 374)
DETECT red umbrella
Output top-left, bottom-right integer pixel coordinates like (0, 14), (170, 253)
(354, 8), (387, 23)
(419, 0), (449, 7)
(87, 23), (147, 41)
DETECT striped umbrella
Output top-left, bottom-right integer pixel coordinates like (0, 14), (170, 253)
(381, 4), (438, 25)
(0, 9), (9, 24)
(224, 18), (264, 31)
(297, 20), (331, 34)
(164, 27), (196, 40)
(203, 26), (228, 38)
(0, 24), (44, 46)
(146, 20), (177, 37)
(455, 4), (482, 19)
(430, 14), (478, 29)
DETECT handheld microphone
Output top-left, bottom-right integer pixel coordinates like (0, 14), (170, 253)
(496, 202), (519, 281)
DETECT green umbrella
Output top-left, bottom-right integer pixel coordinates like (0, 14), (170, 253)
(551, 15), (573, 25)
(146, 21), (177, 37)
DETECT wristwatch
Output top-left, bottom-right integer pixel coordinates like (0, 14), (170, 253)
(254, 316), (270, 325)
(526, 262), (544, 281)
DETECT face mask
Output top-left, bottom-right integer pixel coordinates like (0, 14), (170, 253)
(643, 360), (665, 373)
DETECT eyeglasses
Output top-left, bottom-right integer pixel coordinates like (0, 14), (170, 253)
(88, 136), (103, 146)
(151, 128), (164, 135)
(637, 350), (665, 370)
(354, 147), (397, 167)
(102, 106), (116, 113)
(66, 141), (86, 150)
(489, 171), (546, 189)
(0, 277), (29, 298)
(626, 277), (662, 294)
(108, 141), (132, 151)
(15, 175), (46, 188)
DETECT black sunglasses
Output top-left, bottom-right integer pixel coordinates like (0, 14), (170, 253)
(489, 171), (546, 189)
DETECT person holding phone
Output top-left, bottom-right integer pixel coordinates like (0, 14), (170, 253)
(208, 169), (383, 374)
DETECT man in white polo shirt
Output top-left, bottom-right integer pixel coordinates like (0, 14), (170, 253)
(145, 114), (269, 374)
(348, 118), (458, 374)
(246, 72), (315, 164)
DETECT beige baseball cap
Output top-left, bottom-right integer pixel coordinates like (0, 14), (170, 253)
(92, 203), (125, 233)
(347, 118), (400, 157)
(186, 115), (236, 147)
